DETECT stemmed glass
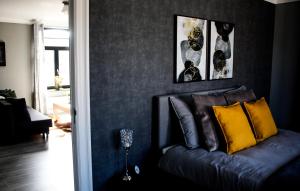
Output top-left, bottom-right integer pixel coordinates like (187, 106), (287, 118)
(120, 129), (133, 181)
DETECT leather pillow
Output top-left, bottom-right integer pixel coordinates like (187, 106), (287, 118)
(224, 89), (256, 105)
(170, 97), (200, 149)
(192, 94), (227, 151)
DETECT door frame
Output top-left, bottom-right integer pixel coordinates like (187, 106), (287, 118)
(71, 0), (93, 190)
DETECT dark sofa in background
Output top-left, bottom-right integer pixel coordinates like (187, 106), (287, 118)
(0, 98), (52, 145)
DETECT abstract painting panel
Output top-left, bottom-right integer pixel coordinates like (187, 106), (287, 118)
(176, 16), (207, 82)
(210, 21), (234, 80)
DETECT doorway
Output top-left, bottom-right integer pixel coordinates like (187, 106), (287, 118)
(0, 0), (79, 190)
(0, 0), (92, 190)
(44, 28), (72, 132)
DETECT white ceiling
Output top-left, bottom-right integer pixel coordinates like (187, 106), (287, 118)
(0, 0), (68, 28)
(265, 0), (300, 4)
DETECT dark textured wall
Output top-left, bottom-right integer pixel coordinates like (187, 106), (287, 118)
(270, 2), (300, 131)
(89, 0), (274, 190)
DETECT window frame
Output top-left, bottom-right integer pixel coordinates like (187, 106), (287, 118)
(45, 46), (70, 89)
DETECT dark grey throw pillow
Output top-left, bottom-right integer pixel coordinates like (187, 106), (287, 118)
(224, 89), (256, 105)
(224, 85), (247, 94)
(192, 94), (227, 151)
(169, 97), (200, 149)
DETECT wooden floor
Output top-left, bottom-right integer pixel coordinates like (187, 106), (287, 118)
(0, 129), (74, 191)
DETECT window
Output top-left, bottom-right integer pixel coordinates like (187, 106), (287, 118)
(44, 29), (70, 89)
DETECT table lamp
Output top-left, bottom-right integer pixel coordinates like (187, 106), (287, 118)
(120, 128), (133, 181)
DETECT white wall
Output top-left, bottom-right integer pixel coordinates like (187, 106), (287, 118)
(0, 22), (32, 106)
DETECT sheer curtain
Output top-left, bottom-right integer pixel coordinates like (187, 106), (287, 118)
(32, 22), (48, 114)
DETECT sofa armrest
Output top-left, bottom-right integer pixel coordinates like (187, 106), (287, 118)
(27, 107), (52, 134)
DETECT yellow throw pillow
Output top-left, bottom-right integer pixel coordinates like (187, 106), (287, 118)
(213, 102), (256, 154)
(244, 97), (278, 142)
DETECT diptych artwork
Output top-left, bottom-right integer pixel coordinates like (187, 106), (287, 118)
(210, 21), (234, 79)
(175, 16), (235, 83)
(176, 16), (207, 82)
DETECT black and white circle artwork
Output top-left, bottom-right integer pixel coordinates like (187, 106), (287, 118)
(176, 16), (208, 82)
(210, 21), (234, 80)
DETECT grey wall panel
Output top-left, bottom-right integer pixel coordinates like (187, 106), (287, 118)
(270, 1), (300, 131)
(0, 23), (32, 106)
(89, 0), (275, 190)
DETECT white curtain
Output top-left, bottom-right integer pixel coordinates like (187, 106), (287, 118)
(32, 22), (48, 114)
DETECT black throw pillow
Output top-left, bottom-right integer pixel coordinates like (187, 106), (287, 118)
(224, 85), (247, 94)
(170, 97), (200, 149)
(224, 89), (256, 105)
(6, 98), (31, 133)
(192, 94), (227, 151)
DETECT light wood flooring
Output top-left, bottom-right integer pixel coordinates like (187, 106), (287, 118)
(0, 128), (74, 191)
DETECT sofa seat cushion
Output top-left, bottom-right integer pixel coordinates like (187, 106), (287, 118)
(27, 107), (52, 130)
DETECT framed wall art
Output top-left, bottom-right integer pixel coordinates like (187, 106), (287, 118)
(0, 41), (6, 67)
(209, 21), (234, 80)
(176, 15), (207, 83)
